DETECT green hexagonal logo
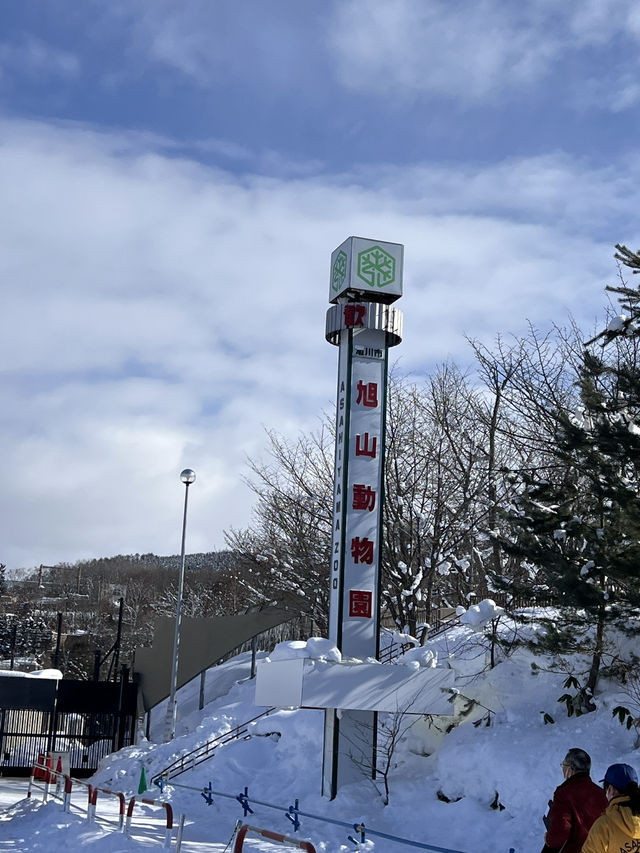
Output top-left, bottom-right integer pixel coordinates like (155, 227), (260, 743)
(332, 250), (348, 291)
(357, 245), (396, 289)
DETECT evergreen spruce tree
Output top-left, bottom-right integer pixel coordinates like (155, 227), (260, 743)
(494, 251), (640, 711)
(614, 244), (640, 277)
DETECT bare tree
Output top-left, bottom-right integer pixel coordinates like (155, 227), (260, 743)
(225, 422), (335, 632)
(228, 370), (519, 639)
(381, 367), (498, 635)
(347, 691), (429, 805)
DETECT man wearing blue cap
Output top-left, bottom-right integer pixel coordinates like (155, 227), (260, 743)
(582, 762), (640, 852)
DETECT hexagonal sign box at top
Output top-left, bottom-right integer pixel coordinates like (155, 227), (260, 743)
(329, 236), (403, 304)
(357, 244), (396, 290)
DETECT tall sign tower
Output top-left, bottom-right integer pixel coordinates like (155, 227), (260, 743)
(323, 236), (403, 799)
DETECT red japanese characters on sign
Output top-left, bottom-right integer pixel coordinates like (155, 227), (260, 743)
(351, 536), (374, 564)
(355, 432), (377, 458)
(349, 589), (373, 618)
(343, 304), (366, 328)
(352, 483), (376, 512)
(356, 380), (378, 408)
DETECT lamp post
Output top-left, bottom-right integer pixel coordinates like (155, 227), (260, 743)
(164, 468), (196, 742)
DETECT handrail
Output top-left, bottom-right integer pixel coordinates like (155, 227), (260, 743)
(234, 823), (316, 852)
(27, 761), (177, 844)
(424, 617), (460, 641)
(126, 795), (174, 848)
(152, 707), (275, 784)
(379, 615), (461, 663)
(378, 639), (416, 663)
(173, 780), (473, 853)
(89, 785), (127, 829)
(27, 761), (71, 807)
(21, 759), (507, 853)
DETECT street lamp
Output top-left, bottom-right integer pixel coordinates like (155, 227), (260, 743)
(164, 468), (196, 742)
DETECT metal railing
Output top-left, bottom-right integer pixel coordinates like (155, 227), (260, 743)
(379, 613), (461, 663)
(151, 707), (275, 785)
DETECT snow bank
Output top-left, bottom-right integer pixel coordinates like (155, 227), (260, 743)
(457, 598), (504, 629)
(396, 646), (437, 668)
(268, 637), (342, 662)
(0, 668), (62, 679)
(4, 611), (640, 853)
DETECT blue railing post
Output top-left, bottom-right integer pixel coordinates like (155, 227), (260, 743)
(348, 822), (366, 846)
(171, 777), (474, 853)
(286, 798), (301, 831)
(236, 786), (254, 817)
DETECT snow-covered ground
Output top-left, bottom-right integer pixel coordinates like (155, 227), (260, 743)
(0, 607), (638, 853)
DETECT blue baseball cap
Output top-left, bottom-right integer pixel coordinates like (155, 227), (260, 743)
(601, 763), (638, 791)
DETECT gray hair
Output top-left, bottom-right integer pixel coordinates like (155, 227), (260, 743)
(564, 748), (591, 774)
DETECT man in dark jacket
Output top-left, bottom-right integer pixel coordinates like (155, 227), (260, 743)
(541, 747), (608, 853)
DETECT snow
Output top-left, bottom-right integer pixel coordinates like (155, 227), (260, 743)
(0, 608), (638, 853)
(457, 599), (503, 629)
(396, 646), (437, 668)
(0, 667), (62, 679)
(268, 638), (342, 663)
(255, 657), (455, 713)
(607, 315), (628, 333)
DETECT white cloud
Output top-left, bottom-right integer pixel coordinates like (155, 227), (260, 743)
(0, 36), (79, 82)
(329, 0), (553, 100)
(329, 0), (640, 104)
(101, 0), (317, 90)
(568, 0), (639, 42)
(80, 1), (640, 114)
(609, 77), (640, 111)
(347, 152), (638, 230)
(0, 118), (635, 570)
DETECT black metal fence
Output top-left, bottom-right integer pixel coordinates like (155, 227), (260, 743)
(0, 676), (137, 777)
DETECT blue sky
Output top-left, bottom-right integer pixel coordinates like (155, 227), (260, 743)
(5, 2), (640, 172)
(1, 1), (639, 570)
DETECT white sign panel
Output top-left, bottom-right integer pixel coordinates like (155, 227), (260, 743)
(340, 327), (386, 660)
(256, 660), (456, 714)
(329, 237), (403, 304)
(254, 659), (304, 708)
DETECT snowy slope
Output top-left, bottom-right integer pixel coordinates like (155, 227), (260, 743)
(1, 609), (638, 853)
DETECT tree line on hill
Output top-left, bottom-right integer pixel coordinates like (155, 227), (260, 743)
(0, 552), (247, 678)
